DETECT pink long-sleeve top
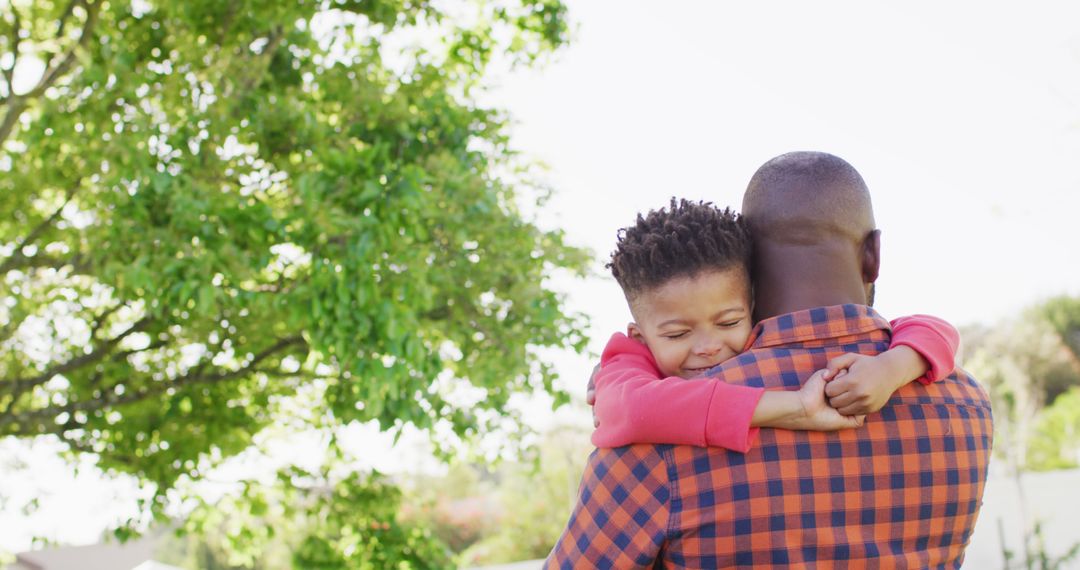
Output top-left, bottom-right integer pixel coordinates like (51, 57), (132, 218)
(591, 314), (959, 452)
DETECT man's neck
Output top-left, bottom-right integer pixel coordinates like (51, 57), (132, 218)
(751, 242), (869, 322)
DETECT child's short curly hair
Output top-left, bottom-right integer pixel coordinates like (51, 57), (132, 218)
(608, 198), (753, 300)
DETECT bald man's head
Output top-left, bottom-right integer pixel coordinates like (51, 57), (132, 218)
(742, 151), (875, 245)
(739, 152), (881, 317)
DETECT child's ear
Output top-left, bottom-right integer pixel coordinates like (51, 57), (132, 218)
(626, 323), (647, 344)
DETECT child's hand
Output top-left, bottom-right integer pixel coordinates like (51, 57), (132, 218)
(586, 363), (600, 427)
(796, 370), (866, 431)
(822, 350), (917, 415)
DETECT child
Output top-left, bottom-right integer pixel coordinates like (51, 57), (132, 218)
(591, 199), (958, 451)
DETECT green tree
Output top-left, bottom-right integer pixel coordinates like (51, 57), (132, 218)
(1028, 387), (1080, 471)
(964, 296), (1080, 569)
(161, 463), (453, 569)
(964, 299), (1080, 471)
(0, 0), (587, 550)
(459, 424), (591, 565)
(396, 424), (592, 566)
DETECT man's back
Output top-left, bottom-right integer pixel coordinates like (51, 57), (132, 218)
(546, 305), (992, 569)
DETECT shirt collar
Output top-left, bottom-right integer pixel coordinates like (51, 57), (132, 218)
(745, 304), (892, 349)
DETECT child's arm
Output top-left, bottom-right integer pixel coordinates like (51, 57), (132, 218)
(889, 314), (960, 383)
(591, 333), (863, 451)
(822, 314), (960, 415)
(749, 370), (867, 432)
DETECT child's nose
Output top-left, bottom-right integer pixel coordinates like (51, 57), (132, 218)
(694, 337), (725, 356)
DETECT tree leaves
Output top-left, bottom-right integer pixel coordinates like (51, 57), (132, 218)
(964, 296), (1080, 472)
(0, 0), (584, 538)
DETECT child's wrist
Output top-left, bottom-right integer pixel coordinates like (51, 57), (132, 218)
(751, 391), (807, 429)
(772, 392), (809, 430)
(882, 345), (928, 388)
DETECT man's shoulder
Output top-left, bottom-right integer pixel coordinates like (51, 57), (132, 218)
(900, 366), (993, 412)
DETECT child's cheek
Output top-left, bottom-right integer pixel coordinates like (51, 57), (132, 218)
(656, 347), (683, 378)
(736, 325), (753, 352)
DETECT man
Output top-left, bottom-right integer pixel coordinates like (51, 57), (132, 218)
(545, 152), (993, 568)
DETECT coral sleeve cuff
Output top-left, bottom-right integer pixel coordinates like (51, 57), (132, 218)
(889, 315), (960, 384)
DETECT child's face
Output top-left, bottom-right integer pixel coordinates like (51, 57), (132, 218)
(628, 268), (753, 379)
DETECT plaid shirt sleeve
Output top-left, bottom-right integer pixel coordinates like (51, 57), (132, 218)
(544, 445), (673, 569)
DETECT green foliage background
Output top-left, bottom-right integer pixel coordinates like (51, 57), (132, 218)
(1, 0), (588, 564)
(962, 298), (1080, 570)
(158, 424), (594, 568)
(964, 296), (1080, 472)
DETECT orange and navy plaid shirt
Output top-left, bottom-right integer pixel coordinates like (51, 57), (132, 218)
(546, 305), (993, 569)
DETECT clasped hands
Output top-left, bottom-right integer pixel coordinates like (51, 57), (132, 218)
(586, 352), (901, 430)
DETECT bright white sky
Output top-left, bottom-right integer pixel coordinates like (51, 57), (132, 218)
(498, 0), (1080, 438)
(6, 0), (1080, 556)
(506, 0), (1080, 332)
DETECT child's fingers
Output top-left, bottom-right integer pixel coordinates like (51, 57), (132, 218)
(823, 353), (860, 378)
(803, 369), (829, 391)
(829, 390), (858, 410)
(837, 404), (868, 416)
(842, 414), (863, 428)
(824, 376), (850, 398)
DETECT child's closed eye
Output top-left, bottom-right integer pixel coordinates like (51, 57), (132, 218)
(717, 320), (743, 328)
(662, 331), (689, 340)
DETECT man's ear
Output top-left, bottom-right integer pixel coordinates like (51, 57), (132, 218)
(861, 229), (881, 285)
(626, 323), (647, 344)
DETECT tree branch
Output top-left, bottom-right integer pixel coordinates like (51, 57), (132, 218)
(0, 0), (100, 146)
(0, 316), (151, 397)
(61, 437), (141, 471)
(107, 338), (169, 364)
(55, 0), (83, 38)
(0, 252), (89, 276)
(220, 27), (285, 101)
(0, 93), (25, 147)
(1, 3), (22, 99)
(0, 186), (79, 274)
(0, 335), (307, 436)
(89, 303), (127, 340)
(167, 335), (306, 391)
(0, 315), (21, 346)
(27, 0), (100, 99)
(215, 0), (242, 46)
